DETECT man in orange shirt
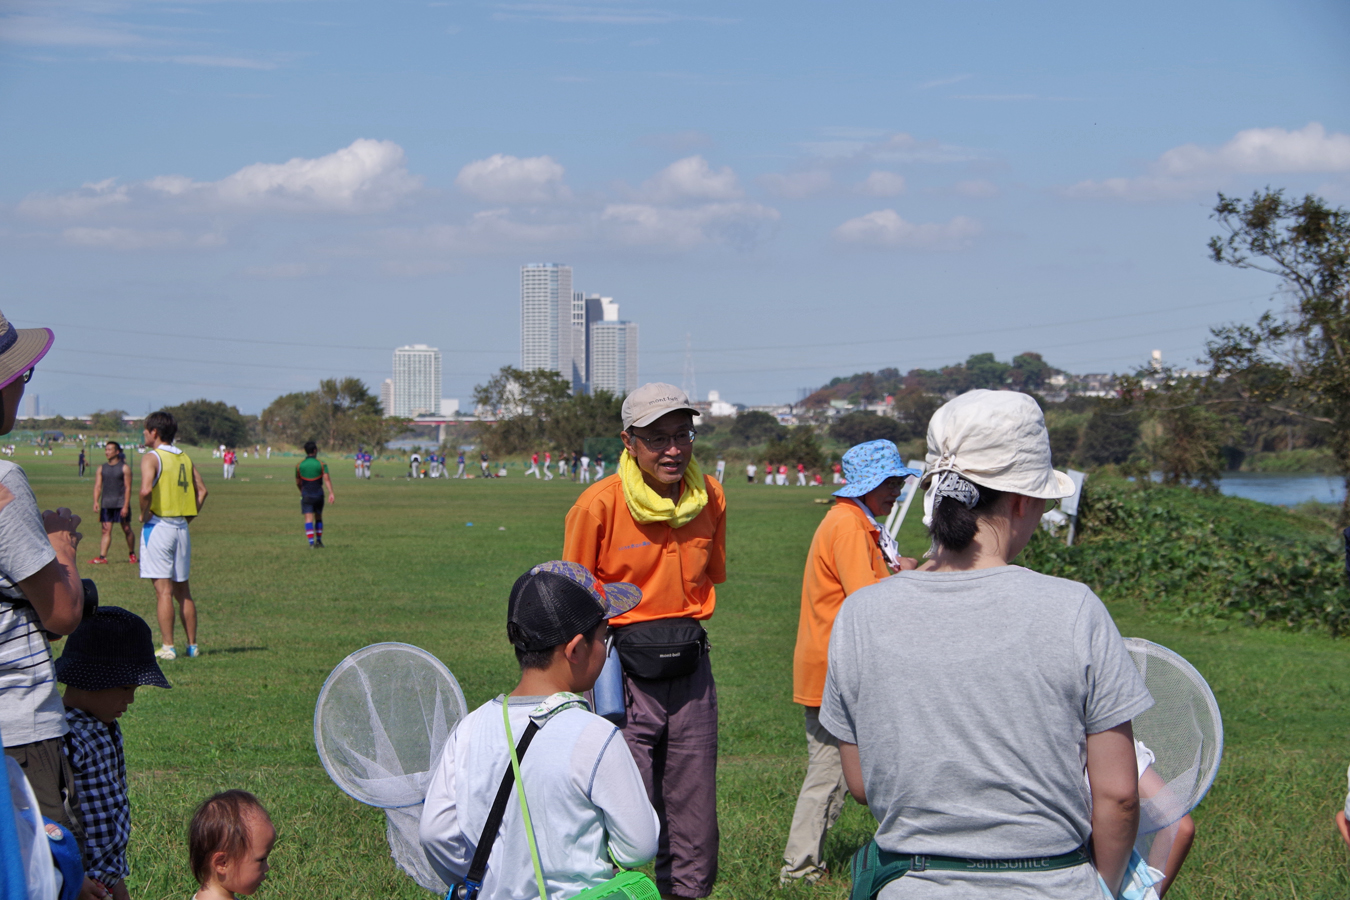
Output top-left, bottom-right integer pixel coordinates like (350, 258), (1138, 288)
(563, 382), (726, 899)
(782, 440), (920, 884)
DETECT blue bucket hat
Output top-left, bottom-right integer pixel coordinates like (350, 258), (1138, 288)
(833, 440), (924, 498)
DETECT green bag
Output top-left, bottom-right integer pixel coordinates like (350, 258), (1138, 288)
(849, 838), (1091, 900)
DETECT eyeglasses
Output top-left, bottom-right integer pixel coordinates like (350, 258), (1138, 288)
(630, 428), (697, 452)
(21, 367), (34, 385)
(1044, 497), (1061, 513)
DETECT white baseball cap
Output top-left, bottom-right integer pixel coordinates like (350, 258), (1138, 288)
(621, 383), (701, 430)
(921, 389), (1075, 499)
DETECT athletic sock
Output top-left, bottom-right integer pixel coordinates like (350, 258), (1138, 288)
(316, 521), (323, 538)
(305, 522), (315, 545)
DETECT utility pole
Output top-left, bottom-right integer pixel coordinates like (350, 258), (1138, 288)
(681, 333), (697, 402)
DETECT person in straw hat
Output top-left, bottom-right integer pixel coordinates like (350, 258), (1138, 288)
(0, 309), (92, 851)
(819, 389), (1153, 898)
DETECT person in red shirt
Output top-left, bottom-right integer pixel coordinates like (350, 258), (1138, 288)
(563, 383), (726, 898)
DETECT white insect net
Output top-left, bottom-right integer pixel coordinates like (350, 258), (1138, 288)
(1122, 637), (1223, 869)
(314, 643), (467, 892)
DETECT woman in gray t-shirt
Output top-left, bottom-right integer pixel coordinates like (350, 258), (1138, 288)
(820, 390), (1152, 899)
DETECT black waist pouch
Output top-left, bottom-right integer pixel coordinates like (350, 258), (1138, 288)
(614, 619), (709, 680)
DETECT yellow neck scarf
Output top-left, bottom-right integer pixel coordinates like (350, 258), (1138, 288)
(619, 449), (708, 529)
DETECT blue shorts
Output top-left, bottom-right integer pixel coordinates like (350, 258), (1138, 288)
(99, 508), (126, 524)
(301, 490), (325, 516)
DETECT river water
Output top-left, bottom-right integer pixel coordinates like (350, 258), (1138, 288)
(1217, 472), (1346, 507)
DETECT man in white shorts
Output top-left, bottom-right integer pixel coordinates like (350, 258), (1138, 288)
(139, 411), (208, 661)
(579, 453), (591, 484)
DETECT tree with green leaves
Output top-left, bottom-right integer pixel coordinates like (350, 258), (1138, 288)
(260, 378), (399, 452)
(829, 411), (903, 446)
(165, 399), (250, 448)
(89, 409), (129, 434)
(472, 366), (623, 456)
(1206, 189), (1350, 521)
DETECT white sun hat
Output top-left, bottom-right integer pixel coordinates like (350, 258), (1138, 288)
(922, 389), (1075, 499)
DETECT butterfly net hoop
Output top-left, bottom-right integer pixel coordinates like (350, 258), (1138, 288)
(1123, 637), (1223, 869)
(314, 643), (467, 892)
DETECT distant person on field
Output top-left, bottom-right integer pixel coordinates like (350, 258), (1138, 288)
(189, 790), (276, 900)
(714, 458), (726, 483)
(90, 440), (136, 566)
(78, 446), (87, 477)
(594, 451), (605, 481)
(456, 451), (466, 478)
(526, 451), (540, 479)
(764, 461), (773, 485)
(409, 451), (422, 478)
(139, 410), (208, 662)
(544, 450), (555, 481)
(831, 463), (843, 485)
(579, 453), (591, 485)
(820, 391), (1150, 898)
(480, 450), (490, 478)
(58, 605), (172, 900)
(777, 464), (788, 486)
(563, 384), (727, 898)
(420, 562), (659, 898)
(746, 463), (756, 483)
(296, 441), (335, 549)
(0, 310), (90, 855)
(782, 441), (921, 884)
(570, 450), (580, 481)
(222, 448), (235, 480)
(796, 462), (807, 486)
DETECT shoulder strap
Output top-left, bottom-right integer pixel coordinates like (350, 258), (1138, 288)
(461, 704), (540, 897)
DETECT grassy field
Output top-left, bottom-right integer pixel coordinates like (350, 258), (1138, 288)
(20, 446), (1350, 899)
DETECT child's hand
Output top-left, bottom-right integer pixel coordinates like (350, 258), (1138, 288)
(77, 877), (110, 900)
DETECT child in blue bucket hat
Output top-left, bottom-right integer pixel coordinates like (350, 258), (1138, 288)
(782, 440), (922, 884)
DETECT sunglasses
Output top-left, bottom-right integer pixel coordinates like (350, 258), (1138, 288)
(22, 367), (34, 385)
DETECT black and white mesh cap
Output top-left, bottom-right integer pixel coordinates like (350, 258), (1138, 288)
(507, 561), (642, 651)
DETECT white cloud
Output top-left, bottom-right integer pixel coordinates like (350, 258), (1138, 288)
(1063, 123), (1350, 201)
(61, 227), (225, 250)
(455, 154), (569, 203)
(759, 170), (832, 199)
(834, 209), (981, 249)
(640, 156), (742, 202)
(109, 54), (281, 71)
(602, 201), (778, 248)
(19, 139), (423, 218)
(858, 171), (906, 197)
(1157, 122), (1350, 176)
(0, 14), (140, 47)
(954, 179), (999, 198)
(801, 131), (980, 165)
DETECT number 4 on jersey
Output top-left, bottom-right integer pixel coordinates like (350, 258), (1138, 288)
(178, 463), (189, 491)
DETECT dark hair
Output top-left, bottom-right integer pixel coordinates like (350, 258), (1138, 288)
(105, 440), (121, 453)
(927, 478), (1007, 552)
(188, 790), (269, 886)
(512, 619), (603, 672)
(144, 411), (177, 444)
(304, 441), (318, 456)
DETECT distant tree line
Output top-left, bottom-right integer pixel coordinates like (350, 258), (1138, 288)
(473, 367), (624, 457)
(261, 378), (401, 453)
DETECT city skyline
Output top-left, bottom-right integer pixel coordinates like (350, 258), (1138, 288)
(4, 1), (1346, 416)
(391, 344), (441, 418)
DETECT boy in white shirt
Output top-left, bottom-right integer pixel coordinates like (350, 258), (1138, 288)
(420, 561), (659, 900)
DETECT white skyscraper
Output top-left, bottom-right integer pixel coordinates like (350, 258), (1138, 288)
(520, 264), (581, 389)
(380, 379), (395, 417)
(588, 298), (639, 397)
(392, 345), (441, 417)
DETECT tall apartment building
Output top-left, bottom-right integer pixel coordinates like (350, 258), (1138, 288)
(391, 345), (441, 417)
(520, 264), (583, 390)
(380, 379), (395, 417)
(587, 297), (639, 397)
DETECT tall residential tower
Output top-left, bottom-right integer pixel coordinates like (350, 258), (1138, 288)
(520, 263), (583, 390)
(392, 344), (441, 417)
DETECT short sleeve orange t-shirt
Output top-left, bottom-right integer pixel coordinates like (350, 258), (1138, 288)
(562, 474), (727, 626)
(792, 500), (891, 706)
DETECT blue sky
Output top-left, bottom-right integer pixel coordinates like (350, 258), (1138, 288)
(3, 0), (1348, 415)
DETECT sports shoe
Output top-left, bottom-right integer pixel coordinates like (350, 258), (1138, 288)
(154, 645), (176, 661)
(315, 537), (325, 548)
(88, 556), (108, 565)
(186, 644), (199, 658)
(128, 553), (138, 564)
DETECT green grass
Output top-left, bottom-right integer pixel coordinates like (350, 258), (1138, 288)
(22, 447), (1350, 899)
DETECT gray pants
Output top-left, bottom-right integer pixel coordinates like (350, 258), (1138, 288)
(781, 706), (848, 881)
(620, 654), (719, 898)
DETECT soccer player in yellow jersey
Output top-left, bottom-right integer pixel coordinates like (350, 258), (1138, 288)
(138, 411), (208, 661)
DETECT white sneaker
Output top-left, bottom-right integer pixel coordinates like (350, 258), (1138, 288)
(155, 645), (176, 661)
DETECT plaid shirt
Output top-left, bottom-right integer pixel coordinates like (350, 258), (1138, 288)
(64, 707), (129, 884)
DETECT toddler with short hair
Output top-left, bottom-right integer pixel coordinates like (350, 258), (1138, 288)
(57, 605), (172, 900)
(189, 790), (276, 899)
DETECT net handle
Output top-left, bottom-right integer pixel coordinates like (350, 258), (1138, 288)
(504, 700), (550, 900)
